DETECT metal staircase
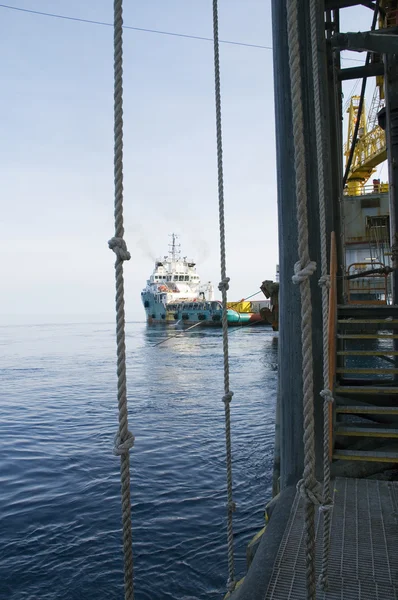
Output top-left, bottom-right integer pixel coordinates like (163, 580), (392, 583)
(332, 304), (398, 463)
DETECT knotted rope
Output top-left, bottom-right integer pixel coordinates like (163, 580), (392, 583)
(109, 1), (134, 598)
(309, 0), (335, 590)
(287, 0), (320, 597)
(212, 0), (236, 593)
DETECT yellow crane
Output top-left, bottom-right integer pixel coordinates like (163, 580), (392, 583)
(343, 1), (398, 195)
(344, 90), (387, 195)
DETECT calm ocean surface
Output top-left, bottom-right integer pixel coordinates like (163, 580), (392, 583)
(0, 321), (278, 600)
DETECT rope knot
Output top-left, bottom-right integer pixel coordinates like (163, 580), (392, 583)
(222, 391), (234, 404)
(318, 274), (331, 289)
(226, 578), (236, 593)
(292, 260), (317, 285)
(320, 388), (334, 404)
(297, 478), (322, 505)
(319, 499), (334, 513)
(108, 237), (131, 261)
(318, 574), (329, 592)
(218, 277), (230, 292)
(113, 430), (135, 456)
(226, 500), (236, 513)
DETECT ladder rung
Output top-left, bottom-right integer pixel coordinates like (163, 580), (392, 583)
(337, 367), (398, 374)
(333, 449), (398, 462)
(336, 404), (398, 414)
(335, 426), (398, 438)
(337, 334), (398, 339)
(338, 319), (398, 324)
(338, 305), (398, 308)
(336, 386), (398, 395)
(337, 351), (398, 356)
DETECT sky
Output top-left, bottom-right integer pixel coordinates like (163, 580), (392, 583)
(0, 1), (385, 323)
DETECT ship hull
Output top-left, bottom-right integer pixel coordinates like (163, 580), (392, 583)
(145, 312), (267, 327)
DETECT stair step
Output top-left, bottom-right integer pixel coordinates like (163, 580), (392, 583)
(336, 367), (398, 374)
(337, 351), (398, 356)
(333, 449), (398, 462)
(336, 386), (398, 395)
(336, 404), (398, 414)
(335, 426), (398, 438)
(338, 319), (398, 324)
(338, 305), (398, 310)
(337, 334), (398, 339)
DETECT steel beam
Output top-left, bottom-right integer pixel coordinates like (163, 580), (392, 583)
(272, 0), (327, 488)
(339, 62), (384, 80)
(272, 0), (303, 489)
(332, 30), (398, 54)
(326, 0), (376, 9)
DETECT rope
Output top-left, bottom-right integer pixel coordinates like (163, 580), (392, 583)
(212, 0), (236, 592)
(109, 1), (134, 598)
(286, 1), (320, 598)
(309, 0), (334, 591)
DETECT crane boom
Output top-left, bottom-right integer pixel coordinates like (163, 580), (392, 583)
(345, 93), (386, 195)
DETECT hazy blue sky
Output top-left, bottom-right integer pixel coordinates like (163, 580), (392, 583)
(0, 1), (383, 323)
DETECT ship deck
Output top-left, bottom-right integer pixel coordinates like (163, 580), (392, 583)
(233, 477), (398, 600)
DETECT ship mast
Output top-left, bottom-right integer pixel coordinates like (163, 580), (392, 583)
(169, 233), (180, 262)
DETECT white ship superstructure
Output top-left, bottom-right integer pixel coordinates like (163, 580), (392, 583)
(141, 234), (214, 323)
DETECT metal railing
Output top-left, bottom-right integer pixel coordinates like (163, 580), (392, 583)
(345, 261), (388, 305)
(343, 182), (389, 196)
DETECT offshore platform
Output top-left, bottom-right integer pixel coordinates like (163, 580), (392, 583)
(229, 1), (398, 599)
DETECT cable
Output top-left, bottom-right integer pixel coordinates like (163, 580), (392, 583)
(0, 3), (376, 60)
(0, 3), (271, 49)
(343, 79), (360, 113)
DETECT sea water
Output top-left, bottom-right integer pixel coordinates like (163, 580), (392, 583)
(0, 322), (277, 600)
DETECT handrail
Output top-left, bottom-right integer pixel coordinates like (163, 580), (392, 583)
(346, 261), (388, 305)
(328, 232), (337, 460)
(343, 182), (389, 196)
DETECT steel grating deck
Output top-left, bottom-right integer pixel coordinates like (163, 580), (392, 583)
(264, 477), (398, 600)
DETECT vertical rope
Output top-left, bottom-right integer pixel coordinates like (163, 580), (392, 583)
(309, 0), (334, 592)
(108, 1), (135, 599)
(212, 0), (236, 593)
(286, 1), (321, 598)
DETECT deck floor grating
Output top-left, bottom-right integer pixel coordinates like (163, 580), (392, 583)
(264, 477), (398, 599)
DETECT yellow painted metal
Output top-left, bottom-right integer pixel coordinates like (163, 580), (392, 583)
(247, 526), (266, 550)
(245, 524), (267, 572)
(345, 96), (367, 167)
(344, 94), (387, 194)
(333, 451), (398, 462)
(348, 127), (386, 188)
(226, 300), (252, 313)
(342, 182), (389, 196)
